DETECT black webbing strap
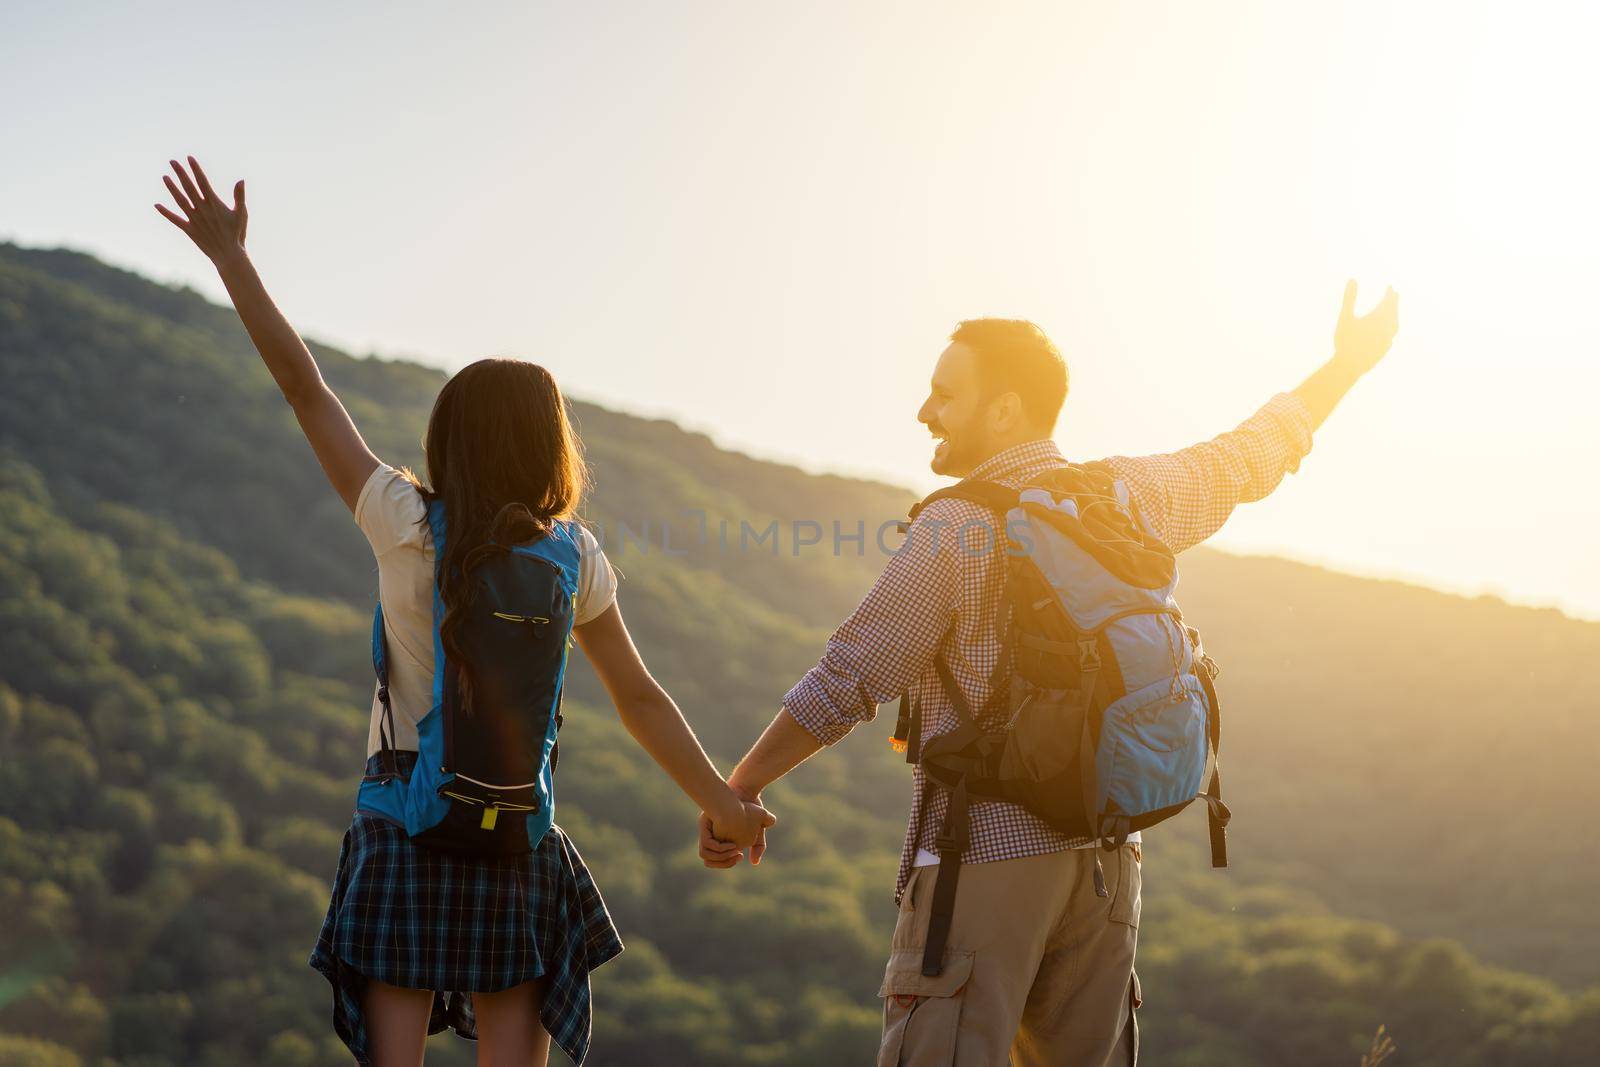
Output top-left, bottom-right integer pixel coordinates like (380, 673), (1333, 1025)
(892, 694), (912, 752)
(915, 655), (1005, 977)
(891, 692), (924, 765)
(908, 697), (921, 764)
(929, 658), (987, 752)
(1196, 665), (1230, 868)
(371, 604), (401, 781)
(908, 538), (1018, 977)
(550, 690), (565, 775)
(920, 775), (971, 977)
(1077, 657), (1110, 897)
(934, 640), (1014, 722)
(905, 695), (922, 764)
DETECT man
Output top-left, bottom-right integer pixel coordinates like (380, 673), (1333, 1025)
(701, 282), (1400, 1066)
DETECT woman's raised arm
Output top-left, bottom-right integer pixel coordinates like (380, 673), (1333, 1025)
(156, 156), (378, 512)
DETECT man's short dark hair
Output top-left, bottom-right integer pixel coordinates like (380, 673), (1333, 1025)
(949, 318), (1068, 429)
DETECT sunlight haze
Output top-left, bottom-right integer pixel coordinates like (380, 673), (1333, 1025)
(2, 0), (1593, 617)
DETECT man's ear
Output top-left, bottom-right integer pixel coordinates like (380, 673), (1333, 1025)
(987, 391), (1026, 434)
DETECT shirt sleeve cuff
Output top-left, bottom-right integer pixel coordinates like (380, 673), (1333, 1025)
(783, 675), (862, 746)
(353, 463), (393, 529)
(1259, 392), (1316, 472)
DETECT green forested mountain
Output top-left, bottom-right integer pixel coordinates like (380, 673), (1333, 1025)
(1, 241), (1596, 1066)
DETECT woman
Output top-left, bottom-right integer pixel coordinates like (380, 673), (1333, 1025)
(155, 157), (773, 1066)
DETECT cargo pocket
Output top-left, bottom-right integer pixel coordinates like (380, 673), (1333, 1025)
(1109, 844), (1142, 928)
(888, 868), (927, 952)
(877, 949), (975, 1067)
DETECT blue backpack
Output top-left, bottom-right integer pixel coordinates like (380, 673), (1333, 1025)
(891, 466), (1230, 976)
(355, 499), (580, 855)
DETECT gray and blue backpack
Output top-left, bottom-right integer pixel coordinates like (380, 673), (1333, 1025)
(892, 465), (1230, 976)
(355, 499), (580, 855)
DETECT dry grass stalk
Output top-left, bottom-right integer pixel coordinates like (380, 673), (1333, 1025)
(1360, 1024), (1397, 1067)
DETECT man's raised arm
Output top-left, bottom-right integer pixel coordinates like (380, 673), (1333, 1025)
(1098, 280), (1399, 553)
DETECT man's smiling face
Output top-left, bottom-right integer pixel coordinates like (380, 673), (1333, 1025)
(917, 342), (990, 477)
(916, 320), (1069, 479)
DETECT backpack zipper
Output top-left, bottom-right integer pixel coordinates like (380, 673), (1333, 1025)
(438, 788), (539, 830)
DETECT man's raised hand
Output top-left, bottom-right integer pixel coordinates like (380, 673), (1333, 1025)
(155, 156), (248, 265)
(1332, 279), (1400, 377)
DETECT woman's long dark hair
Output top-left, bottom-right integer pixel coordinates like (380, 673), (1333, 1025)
(408, 358), (588, 710)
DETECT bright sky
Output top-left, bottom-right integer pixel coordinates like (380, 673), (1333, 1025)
(3, 1), (1595, 619)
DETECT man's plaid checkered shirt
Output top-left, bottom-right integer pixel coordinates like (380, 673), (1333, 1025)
(783, 393), (1316, 902)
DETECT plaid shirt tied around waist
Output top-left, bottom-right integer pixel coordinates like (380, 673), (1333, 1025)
(783, 393), (1315, 902)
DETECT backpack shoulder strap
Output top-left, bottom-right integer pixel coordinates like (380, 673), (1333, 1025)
(1196, 662), (1230, 869)
(907, 479), (1022, 523)
(370, 603), (401, 780)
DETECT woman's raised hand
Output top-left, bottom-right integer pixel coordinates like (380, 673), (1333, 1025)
(154, 156), (247, 265)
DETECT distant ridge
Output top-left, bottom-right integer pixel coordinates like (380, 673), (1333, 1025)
(2, 240), (1595, 1066)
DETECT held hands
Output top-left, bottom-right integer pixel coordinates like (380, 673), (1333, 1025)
(154, 156), (248, 265)
(699, 783), (774, 869)
(1331, 279), (1400, 377)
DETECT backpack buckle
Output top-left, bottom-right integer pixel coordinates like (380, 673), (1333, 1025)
(1077, 639), (1101, 673)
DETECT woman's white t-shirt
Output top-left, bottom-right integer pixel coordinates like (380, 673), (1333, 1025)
(353, 464), (617, 759)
